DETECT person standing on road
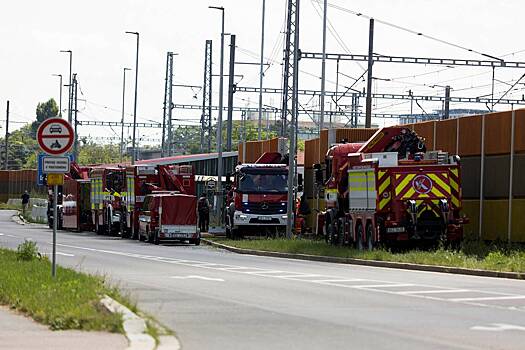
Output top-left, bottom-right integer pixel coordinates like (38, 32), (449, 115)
(197, 193), (210, 233)
(21, 190), (30, 215)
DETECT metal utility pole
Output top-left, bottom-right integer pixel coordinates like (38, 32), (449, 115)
(443, 85), (451, 119)
(125, 31), (139, 164)
(121, 68), (131, 162)
(490, 67), (495, 111)
(319, 0), (328, 131)
(241, 110), (247, 163)
(284, 0), (300, 239)
(365, 19), (374, 128)
(161, 54), (169, 157)
(167, 53), (175, 156)
(52, 74), (63, 117)
(60, 50), (72, 123)
(209, 5), (225, 226)
(73, 74), (79, 160)
(281, 0), (298, 137)
(408, 89), (414, 121)
(226, 34), (236, 151)
(4, 101), (9, 170)
(201, 40), (213, 153)
(258, 0), (266, 140)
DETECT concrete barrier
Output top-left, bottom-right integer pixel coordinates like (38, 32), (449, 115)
(31, 205), (48, 223)
(7, 198), (47, 207)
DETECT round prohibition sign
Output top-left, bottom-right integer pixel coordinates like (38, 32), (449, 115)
(37, 118), (74, 155)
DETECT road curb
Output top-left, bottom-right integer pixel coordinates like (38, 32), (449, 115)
(202, 239), (524, 281)
(12, 214), (25, 225)
(101, 296), (156, 350)
(101, 296), (181, 350)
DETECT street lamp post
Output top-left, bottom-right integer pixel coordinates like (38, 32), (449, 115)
(121, 68), (131, 163)
(209, 5), (225, 229)
(59, 50), (72, 123)
(126, 31), (140, 165)
(52, 74), (63, 117)
(258, 0), (266, 140)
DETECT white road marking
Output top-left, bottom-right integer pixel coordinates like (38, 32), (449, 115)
(171, 275), (224, 282)
(450, 295), (525, 302)
(0, 233), (4, 236)
(246, 270), (285, 275)
(398, 289), (471, 295)
(353, 283), (415, 289)
(275, 274), (322, 279)
(47, 242), (525, 312)
(312, 278), (365, 283)
(470, 323), (525, 332)
(6, 234), (15, 237)
(56, 252), (75, 257)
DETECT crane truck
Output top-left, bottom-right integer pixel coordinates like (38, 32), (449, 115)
(316, 127), (467, 249)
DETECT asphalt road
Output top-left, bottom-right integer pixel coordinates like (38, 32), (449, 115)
(2, 210), (525, 350)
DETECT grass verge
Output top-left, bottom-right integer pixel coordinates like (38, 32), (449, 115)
(0, 246), (128, 332)
(209, 237), (525, 274)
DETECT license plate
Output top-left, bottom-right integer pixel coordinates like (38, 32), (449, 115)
(258, 216), (272, 221)
(166, 233), (189, 238)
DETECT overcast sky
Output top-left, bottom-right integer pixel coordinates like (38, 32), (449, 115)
(1, 0), (524, 144)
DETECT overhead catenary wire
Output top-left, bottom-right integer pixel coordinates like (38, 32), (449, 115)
(316, 0), (503, 61)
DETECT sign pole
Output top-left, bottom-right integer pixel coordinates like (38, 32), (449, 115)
(52, 184), (57, 278)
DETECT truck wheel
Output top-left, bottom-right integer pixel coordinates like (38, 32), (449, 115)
(147, 229), (153, 243)
(327, 221), (338, 246)
(193, 238), (201, 246)
(154, 230), (160, 245)
(356, 223), (364, 250)
(337, 219), (345, 246)
(365, 223), (374, 251)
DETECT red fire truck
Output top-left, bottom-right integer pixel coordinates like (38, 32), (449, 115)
(90, 167), (127, 235)
(122, 164), (196, 239)
(138, 193), (199, 245)
(317, 127), (467, 249)
(225, 152), (290, 238)
(47, 162), (92, 231)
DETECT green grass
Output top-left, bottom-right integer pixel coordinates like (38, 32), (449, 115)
(210, 237), (525, 274)
(0, 247), (128, 332)
(0, 203), (19, 210)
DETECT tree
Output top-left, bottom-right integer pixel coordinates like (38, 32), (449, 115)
(78, 141), (126, 165)
(30, 98), (59, 137)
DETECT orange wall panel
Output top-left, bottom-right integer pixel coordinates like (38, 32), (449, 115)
(458, 115), (482, 156)
(514, 109), (525, 153)
(435, 118), (457, 154)
(485, 111), (511, 155)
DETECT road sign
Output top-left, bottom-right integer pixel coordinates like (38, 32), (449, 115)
(42, 156), (70, 173)
(46, 173), (64, 186)
(37, 118), (74, 155)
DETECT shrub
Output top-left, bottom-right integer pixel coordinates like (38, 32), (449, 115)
(16, 240), (39, 261)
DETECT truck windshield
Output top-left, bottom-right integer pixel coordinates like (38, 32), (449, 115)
(239, 173), (288, 193)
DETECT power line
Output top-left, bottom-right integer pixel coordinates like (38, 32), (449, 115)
(317, 0), (503, 61)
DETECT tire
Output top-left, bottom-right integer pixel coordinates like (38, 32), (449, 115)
(355, 223), (364, 250)
(193, 238), (201, 246)
(365, 223), (374, 251)
(147, 229), (153, 243)
(138, 232), (145, 242)
(154, 230), (160, 245)
(337, 219), (345, 246)
(225, 215), (232, 239)
(327, 220), (338, 246)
